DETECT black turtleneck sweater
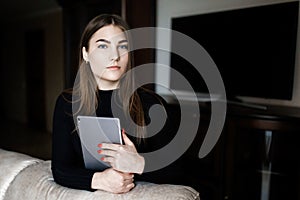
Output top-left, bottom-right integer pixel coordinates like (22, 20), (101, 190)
(51, 89), (183, 191)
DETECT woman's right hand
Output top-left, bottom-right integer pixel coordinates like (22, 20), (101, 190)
(91, 168), (135, 194)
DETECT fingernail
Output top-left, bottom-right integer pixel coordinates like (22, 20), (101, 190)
(101, 157), (104, 161)
(122, 128), (125, 134)
(97, 150), (102, 154)
(98, 144), (102, 147)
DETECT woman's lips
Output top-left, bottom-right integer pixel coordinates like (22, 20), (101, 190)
(106, 66), (121, 70)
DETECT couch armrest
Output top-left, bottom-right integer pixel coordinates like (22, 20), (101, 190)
(0, 148), (41, 200)
(4, 160), (200, 200)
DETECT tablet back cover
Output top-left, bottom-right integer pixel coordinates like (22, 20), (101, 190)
(77, 116), (122, 170)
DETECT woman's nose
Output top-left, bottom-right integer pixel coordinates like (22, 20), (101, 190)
(110, 47), (120, 62)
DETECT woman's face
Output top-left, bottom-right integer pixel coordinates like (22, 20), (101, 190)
(83, 24), (129, 90)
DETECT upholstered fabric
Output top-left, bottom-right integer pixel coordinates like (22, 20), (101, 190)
(0, 149), (200, 200)
(0, 149), (41, 200)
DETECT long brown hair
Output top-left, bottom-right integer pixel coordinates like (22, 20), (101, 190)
(70, 14), (145, 143)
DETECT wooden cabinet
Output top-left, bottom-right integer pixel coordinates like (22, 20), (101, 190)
(165, 102), (225, 200)
(167, 101), (300, 200)
(224, 105), (300, 200)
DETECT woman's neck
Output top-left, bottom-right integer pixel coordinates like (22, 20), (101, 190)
(96, 80), (120, 91)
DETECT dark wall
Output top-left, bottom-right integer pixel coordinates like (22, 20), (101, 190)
(57, 0), (156, 89)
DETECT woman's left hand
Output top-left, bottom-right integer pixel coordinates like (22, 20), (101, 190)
(98, 130), (145, 174)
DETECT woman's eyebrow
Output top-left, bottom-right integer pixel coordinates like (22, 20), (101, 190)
(118, 39), (128, 44)
(96, 39), (110, 43)
(95, 39), (127, 44)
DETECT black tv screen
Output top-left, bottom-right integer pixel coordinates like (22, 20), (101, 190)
(170, 1), (299, 100)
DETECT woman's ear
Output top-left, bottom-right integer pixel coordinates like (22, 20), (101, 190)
(82, 47), (89, 62)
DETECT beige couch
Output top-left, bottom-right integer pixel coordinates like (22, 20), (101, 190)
(0, 148), (200, 200)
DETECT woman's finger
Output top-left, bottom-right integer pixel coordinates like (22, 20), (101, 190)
(122, 131), (134, 146)
(98, 149), (117, 157)
(122, 173), (134, 180)
(101, 156), (115, 164)
(123, 178), (134, 185)
(99, 143), (121, 151)
(126, 183), (135, 189)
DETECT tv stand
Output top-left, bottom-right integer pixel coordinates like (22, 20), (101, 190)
(165, 100), (300, 200)
(223, 104), (300, 200)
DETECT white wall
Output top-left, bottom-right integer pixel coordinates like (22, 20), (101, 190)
(156, 0), (300, 107)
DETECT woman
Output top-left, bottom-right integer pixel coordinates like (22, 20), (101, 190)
(51, 14), (173, 194)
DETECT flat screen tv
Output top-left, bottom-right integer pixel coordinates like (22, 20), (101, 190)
(170, 1), (299, 100)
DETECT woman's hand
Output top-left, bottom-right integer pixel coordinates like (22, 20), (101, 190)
(91, 168), (134, 193)
(98, 130), (145, 174)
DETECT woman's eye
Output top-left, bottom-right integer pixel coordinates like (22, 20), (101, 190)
(119, 44), (128, 50)
(98, 44), (108, 49)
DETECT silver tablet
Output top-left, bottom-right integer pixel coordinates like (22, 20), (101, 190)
(77, 116), (123, 171)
